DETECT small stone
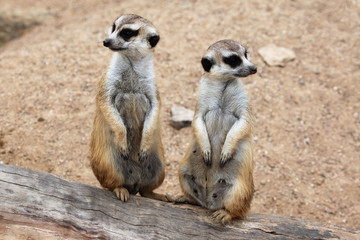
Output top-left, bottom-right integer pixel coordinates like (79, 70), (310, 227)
(169, 105), (194, 130)
(258, 44), (296, 67)
(37, 117), (45, 122)
(264, 95), (272, 102)
(299, 76), (305, 85)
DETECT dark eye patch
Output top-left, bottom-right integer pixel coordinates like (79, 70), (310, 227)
(223, 54), (242, 68)
(111, 23), (116, 33)
(119, 28), (139, 41)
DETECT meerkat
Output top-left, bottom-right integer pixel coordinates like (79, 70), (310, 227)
(175, 40), (257, 224)
(90, 14), (167, 202)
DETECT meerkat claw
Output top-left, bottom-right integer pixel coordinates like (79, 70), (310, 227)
(138, 150), (149, 162)
(114, 187), (129, 202)
(212, 209), (232, 224)
(202, 150), (212, 166)
(219, 153), (233, 168)
(119, 150), (129, 161)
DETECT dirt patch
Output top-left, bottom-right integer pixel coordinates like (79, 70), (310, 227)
(0, 0), (359, 229)
(0, 6), (49, 46)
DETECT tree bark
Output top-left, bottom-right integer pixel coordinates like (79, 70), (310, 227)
(0, 164), (358, 239)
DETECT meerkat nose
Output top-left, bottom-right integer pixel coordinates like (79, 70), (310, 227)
(250, 66), (257, 74)
(103, 38), (111, 47)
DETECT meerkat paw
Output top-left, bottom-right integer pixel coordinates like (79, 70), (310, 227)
(119, 149), (129, 161)
(163, 193), (175, 202)
(114, 187), (129, 202)
(115, 135), (129, 160)
(138, 149), (149, 162)
(173, 195), (189, 203)
(219, 152), (233, 168)
(202, 150), (212, 166)
(212, 209), (233, 224)
(173, 195), (198, 205)
(140, 191), (172, 202)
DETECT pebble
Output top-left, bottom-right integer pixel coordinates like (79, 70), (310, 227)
(299, 76), (305, 85)
(169, 105), (194, 130)
(258, 44), (296, 67)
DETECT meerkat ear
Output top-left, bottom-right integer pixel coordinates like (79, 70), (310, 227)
(148, 34), (160, 48)
(201, 57), (213, 72)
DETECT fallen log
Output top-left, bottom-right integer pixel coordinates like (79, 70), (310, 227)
(0, 164), (358, 239)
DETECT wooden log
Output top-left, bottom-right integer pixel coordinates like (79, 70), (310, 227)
(0, 164), (358, 239)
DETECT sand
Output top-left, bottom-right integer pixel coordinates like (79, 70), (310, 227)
(0, 0), (359, 228)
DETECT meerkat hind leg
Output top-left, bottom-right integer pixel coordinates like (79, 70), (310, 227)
(140, 191), (172, 202)
(173, 195), (198, 205)
(114, 187), (130, 202)
(212, 209), (232, 224)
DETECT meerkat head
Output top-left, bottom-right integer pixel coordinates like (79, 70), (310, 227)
(201, 40), (257, 80)
(103, 14), (160, 58)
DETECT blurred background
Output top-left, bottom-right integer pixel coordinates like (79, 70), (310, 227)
(0, 0), (359, 228)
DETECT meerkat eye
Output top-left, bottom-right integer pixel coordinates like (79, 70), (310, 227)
(111, 23), (116, 33)
(223, 55), (242, 68)
(119, 28), (139, 41)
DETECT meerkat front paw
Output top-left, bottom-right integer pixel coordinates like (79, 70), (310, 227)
(115, 134), (129, 160)
(202, 150), (212, 166)
(138, 148), (149, 162)
(219, 152), (233, 168)
(114, 187), (130, 202)
(119, 149), (129, 160)
(212, 209), (232, 224)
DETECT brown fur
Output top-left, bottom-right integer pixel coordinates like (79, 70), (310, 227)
(90, 15), (167, 202)
(175, 40), (256, 224)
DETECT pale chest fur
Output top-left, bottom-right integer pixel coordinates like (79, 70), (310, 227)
(197, 78), (249, 159)
(105, 53), (156, 130)
(198, 78), (248, 117)
(198, 78), (248, 131)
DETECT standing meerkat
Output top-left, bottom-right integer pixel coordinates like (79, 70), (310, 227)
(90, 14), (167, 202)
(175, 40), (257, 224)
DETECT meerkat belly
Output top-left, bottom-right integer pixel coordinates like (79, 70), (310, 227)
(204, 109), (237, 160)
(203, 109), (239, 210)
(113, 92), (150, 194)
(115, 92), (150, 150)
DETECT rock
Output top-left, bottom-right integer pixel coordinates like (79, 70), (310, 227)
(299, 76), (305, 85)
(170, 105), (194, 130)
(258, 44), (296, 67)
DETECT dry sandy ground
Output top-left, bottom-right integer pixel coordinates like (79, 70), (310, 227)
(0, 0), (359, 229)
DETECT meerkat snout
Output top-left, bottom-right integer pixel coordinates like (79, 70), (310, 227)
(250, 65), (257, 74)
(103, 38), (111, 47)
